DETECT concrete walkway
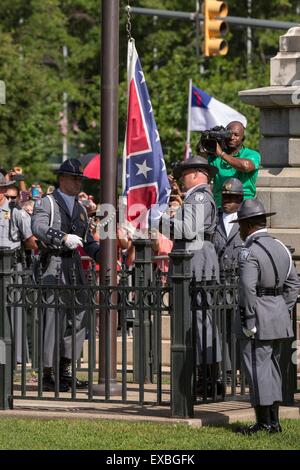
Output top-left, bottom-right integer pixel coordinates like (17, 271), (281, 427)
(1, 391), (299, 428)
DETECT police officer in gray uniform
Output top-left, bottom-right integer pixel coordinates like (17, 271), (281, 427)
(31, 159), (101, 391)
(160, 156), (222, 395)
(0, 173), (36, 363)
(231, 198), (300, 434)
(213, 178), (244, 270)
(213, 178), (244, 376)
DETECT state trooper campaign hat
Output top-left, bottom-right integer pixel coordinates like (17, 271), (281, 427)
(0, 172), (15, 188)
(222, 177), (243, 195)
(172, 155), (218, 180)
(230, 198), (276, 223)
(54, 158), (84, 177)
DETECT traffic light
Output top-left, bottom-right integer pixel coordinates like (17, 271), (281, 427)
(203, 1), (229, 57)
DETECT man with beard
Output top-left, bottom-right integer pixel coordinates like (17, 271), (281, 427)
(207, 121), (260, 209)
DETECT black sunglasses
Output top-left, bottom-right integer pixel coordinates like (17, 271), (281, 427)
(6, 195), (18, 200)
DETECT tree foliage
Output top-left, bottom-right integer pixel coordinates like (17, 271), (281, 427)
(0, 0), (299, 183)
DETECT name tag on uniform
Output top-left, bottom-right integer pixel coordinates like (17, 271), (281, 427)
(80, 213), (85, 221)
(3, 212), (10, 220)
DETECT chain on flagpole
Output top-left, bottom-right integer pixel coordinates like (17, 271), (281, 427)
(126, 1), (132, 41)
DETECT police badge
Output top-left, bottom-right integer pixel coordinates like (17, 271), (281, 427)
(239, 248), (250, 262)
(195, 193), (206, 204)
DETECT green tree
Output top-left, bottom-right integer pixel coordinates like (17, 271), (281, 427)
(0, 0), (299, 183)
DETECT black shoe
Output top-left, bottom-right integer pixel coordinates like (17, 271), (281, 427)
(236, 405), (272, 435)
(60, 358), (88, 389)
(42, 373), (70, 393)
(270, 423), (282, 433)
(60, 375), (89, 389)
(236, 422), (272, 435)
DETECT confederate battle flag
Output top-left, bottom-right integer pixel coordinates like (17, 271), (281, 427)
(122, 39), (170, 231)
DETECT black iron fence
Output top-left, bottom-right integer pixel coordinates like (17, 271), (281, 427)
(0, 244), (298, 418)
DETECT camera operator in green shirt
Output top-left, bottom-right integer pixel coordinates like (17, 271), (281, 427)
(207, 121), (261, 208)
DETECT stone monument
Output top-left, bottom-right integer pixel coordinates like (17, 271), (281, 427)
(239, 27), (300, 265)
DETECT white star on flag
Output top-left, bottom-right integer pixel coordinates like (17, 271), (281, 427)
(161, 158), (166, 172)
(148, 100), (153, 113)
(155, 129), (160, 142)
(136, 160), (152, 178)
(139, 71), (145, 84)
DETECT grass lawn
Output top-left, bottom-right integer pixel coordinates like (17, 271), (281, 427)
(0, 418), (299, 450)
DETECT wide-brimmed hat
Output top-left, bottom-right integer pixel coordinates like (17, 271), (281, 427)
(230, 198), (276, 223)
(0, 172), (15, 188)
(54, 159), (84, 177)
(172, 156), (218, 180)
(222, 177), (243, 195)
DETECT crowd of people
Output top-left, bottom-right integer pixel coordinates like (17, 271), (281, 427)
(0, 120), (299, 435)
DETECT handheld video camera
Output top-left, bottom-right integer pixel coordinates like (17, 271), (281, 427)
(197, 126), (232, 156)
(12, 174), (25, 182)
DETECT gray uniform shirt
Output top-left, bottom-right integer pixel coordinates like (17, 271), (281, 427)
(161, 183), (219, 280)
(0, 199), (33, 250)
(237, 231), (300, 340)
(31, 189), (100, 261)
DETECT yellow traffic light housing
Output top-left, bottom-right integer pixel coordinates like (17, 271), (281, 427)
(203, 1), (229, 57)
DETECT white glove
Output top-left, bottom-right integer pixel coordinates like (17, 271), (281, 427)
(64, 234), (83, 250)
(242, 326), (257, 338)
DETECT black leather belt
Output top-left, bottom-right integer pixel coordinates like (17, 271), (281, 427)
(256, 287), (283, 297)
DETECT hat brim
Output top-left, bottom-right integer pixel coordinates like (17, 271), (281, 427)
(173, 163), (217, 180)
(54, 170), (84, 177)
(230, 211), (276, 223)
(222, 190), (243, 195)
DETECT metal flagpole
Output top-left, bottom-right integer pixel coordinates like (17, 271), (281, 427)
(185, 79), (193, 160)
(93, 0), (120, 397)
(62, 45), (68, 162)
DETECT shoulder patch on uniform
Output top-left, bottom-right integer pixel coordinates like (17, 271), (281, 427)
(239, 248), (250, 262)
(194, 193), (206, 204)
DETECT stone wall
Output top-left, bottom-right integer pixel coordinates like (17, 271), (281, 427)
(239, 26), (300, 258)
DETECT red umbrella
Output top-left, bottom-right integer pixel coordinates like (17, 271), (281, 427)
(80, 153), (100, 180)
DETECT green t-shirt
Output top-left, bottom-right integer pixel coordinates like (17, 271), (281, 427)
(208, 146), (261, 208)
